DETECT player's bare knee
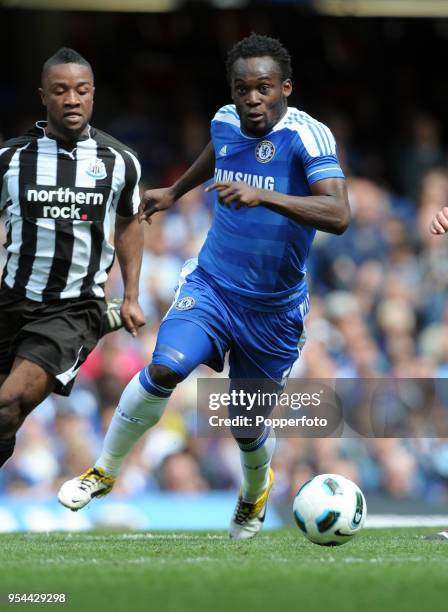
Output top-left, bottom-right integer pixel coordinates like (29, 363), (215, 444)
(149, 364), (183, 388)
(0, 396), (22, 438)
(0, 388), (39, 422)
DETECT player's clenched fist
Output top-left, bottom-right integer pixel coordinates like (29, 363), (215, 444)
(120, 299), (146, 338)
(138, 187), (176, 224)
(430, 206), (448, 235)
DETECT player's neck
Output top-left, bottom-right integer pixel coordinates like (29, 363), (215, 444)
(44, 121), (90, 145)
(241, 105), (288, 138)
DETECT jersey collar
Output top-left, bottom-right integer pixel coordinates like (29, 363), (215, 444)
(33, 120), (93, 144)
(271, 107), (293, 132)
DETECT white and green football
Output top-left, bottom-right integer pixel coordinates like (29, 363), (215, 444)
(293, 474), (367, 546)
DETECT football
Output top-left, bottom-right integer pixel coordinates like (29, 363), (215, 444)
(293, 473), (367, 546)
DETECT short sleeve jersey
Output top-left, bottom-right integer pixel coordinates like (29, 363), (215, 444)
(0, 123), (141, 301)
(197, 105), (344, 310)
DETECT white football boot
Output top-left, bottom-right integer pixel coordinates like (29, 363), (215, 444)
(229, 468), (274, 540)
(425, 529), (448, 540)
(58, 467), (115, 511)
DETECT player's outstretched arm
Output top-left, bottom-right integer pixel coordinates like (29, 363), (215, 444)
(114, 213), (146, 337)
(139, 141), (215, 224)
(207, 177), (350, 235)
(268, 177), (350, 234)
(430, 206), (448, 235)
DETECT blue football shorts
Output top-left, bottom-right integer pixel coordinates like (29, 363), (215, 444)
(152, 259), (309, 386)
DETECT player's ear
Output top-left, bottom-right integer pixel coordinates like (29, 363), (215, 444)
(282, 79), (292, 98)
(38, 88), (47, 107)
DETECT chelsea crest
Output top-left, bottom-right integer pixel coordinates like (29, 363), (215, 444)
(175, 296), (195, 311)
(255, 140), (275, 163)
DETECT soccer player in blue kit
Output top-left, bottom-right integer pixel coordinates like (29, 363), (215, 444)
(59, 34), (350, 539)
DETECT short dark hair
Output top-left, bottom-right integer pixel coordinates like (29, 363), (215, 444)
(226, 33), (292, 83)
(41, 48), (93, 83)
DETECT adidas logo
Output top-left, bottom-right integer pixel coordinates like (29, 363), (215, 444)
(219, 145), (227, 157)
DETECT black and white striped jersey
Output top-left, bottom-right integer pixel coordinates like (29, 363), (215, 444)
(0, 121), (141, 301)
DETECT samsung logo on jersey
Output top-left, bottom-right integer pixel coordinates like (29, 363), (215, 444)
(26, 186), (104, 206)
(214, 169), (275, 190)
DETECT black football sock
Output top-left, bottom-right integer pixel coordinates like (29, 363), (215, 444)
(0, 436), (16, 468)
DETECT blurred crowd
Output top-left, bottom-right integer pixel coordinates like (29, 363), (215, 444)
(2, 12), (448, 507)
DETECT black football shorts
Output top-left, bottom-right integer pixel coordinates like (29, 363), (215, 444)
(0, 285), (106, 396)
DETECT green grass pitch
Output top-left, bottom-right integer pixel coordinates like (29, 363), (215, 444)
(0, 529), (446, 612)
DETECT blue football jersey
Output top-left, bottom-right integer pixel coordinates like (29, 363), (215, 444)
(197, 104), (344, 310)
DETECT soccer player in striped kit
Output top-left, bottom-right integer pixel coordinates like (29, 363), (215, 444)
(0, 48), (145, 469)
(59, 34), (350, 539)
